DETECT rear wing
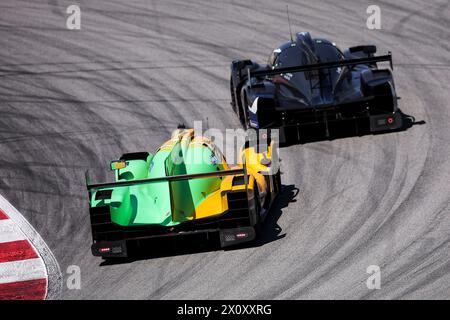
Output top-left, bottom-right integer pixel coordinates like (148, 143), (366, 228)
(244, 53), (393, 81)
(86, 168), (246, 192)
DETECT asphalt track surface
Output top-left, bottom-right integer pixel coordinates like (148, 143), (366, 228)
(0, 0), (449, 299)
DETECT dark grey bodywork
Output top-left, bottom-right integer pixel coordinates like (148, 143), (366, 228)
(230, 32), (402, 143)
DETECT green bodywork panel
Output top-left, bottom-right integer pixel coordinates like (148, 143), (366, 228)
(90, 139), (225, 227)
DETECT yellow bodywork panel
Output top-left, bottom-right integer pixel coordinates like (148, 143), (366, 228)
(152, 129), (274, 221)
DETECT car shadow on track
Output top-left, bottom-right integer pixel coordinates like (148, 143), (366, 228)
(280, 110), (425, 147)
(99, 184), (298, 266)
(223, 184), (298, 251)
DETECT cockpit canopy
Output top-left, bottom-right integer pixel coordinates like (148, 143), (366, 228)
(266, 32), (345, 106)
(268, 32), (344, 69)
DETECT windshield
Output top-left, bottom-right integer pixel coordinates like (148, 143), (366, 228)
(269, 42), (344, 105)
(271, 42), (343, 68)
(314, 41), (344, 62)
(273, 45), (312, 68)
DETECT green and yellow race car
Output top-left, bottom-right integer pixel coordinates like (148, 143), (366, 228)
(86, 127), (281, 258)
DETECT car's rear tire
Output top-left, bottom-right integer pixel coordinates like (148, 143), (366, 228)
(275, 170), (282, 195)
(253, 188), (263, 236)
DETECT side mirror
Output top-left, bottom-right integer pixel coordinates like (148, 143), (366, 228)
(348, 45), (377, 56)
(260, 154), (271, 166)
(363, 45), (377, 55)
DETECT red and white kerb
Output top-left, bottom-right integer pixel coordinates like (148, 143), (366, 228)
(0, 209), (47, 300)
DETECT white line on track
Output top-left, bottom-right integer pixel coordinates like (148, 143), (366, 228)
(0, 219), (26, 243)
(0, 195), (62, 299)
(0, 258), (47, 285)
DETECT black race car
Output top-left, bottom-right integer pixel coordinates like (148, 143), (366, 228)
(230, 32), (402, 143)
